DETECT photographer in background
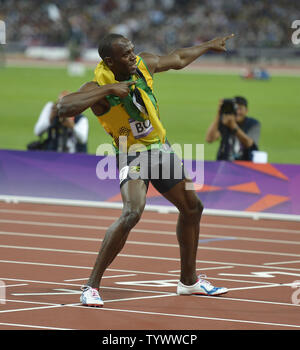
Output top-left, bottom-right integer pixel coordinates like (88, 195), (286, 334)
(205, 96), (260, 161)
(32, 91), (88, 153)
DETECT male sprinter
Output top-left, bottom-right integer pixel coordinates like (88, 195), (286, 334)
(58, 33), (234, 306)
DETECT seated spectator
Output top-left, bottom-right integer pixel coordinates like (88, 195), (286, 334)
(2, 0), (294, 53)
(205, 96), (261, 161)
(31, 91), (88, 153)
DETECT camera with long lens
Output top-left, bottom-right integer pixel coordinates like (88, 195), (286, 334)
(220, 98), (238, 117)
(52, 115), (63, 128)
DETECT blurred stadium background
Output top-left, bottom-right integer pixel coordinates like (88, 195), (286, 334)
(1, 2), (300, 333)
(0, 0), (299, 163)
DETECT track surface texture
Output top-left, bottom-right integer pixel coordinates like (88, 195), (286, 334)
(0, 202), (300, 330)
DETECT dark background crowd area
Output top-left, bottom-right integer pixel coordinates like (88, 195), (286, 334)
(1, 0), (299, 54)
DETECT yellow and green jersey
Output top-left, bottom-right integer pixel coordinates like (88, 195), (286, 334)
(93, 56), (166, 153)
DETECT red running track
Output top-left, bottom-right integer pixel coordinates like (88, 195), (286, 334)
(0, 201), (300, 330)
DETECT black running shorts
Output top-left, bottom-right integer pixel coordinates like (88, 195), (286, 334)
(116, 143), (186, 194)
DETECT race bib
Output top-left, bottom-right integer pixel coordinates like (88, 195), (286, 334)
(129, 118), (153, 139)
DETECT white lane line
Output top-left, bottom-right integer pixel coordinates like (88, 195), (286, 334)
(0, 259), (179, 277)
(0, 278), (298, 309)
(0, 244), (98, 255)
(200, 246), (300, 258)
(0, 277), (176, 296)
(0, 259), (286, 287)
(264, 260), (300, 266)
(104, 293), (177, 304)
(0, 274), (288, 297)
(0, 297), (81, 320)
(0, 298), (63, 306)
(0, 304), (64, 314)
(101, 291), (298, 308)
(2, 257), (300, 274)
(2, 253), (300, 277)
(79, 306), (300, 329)
(228, 282), (298, 292)
(2, 222), (300, 245)
(0, 322), (74, 330)
(0, 304), (298, 330)
(63, 278), (87, 282)
(169, 266), (234, 273)
(1, 208), (300, 234)
(214, 235), (300, 245)
(1, 284), (298, 311)
(0, 231), (100, 242)
(64, 274), (136, 282)
(2, 230), (300, 247)
(11, 289), (81, 296)
(0, 219), (112, 231)
(0, 219), (171, 235)
(202, 223), (300, 235)
(1, 242), (300, 258)
(219, 271), (300, 278)
(122, 250), (300, 260)
(0, 259), (92, 270)
(0, 209), (118, 220)
(0, 283), (27, 289)
(33, 292), (177, 304)
(0, 277), (81, 288)
(193, 294), (299, 308)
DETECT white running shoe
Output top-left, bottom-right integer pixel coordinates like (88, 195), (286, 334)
(177, 274), (228, 296)
(80, 285), (104, 307)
